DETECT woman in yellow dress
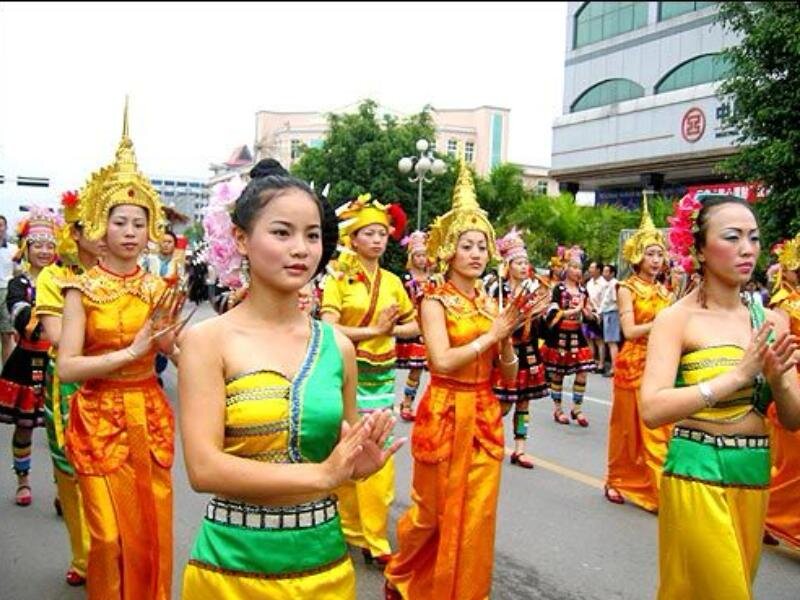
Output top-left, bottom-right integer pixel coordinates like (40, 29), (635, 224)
(57, 103), (183, 600)
(604, 200), (673, 509)
(180, 173), (402, 599)
(35, 190), (102, 586)
(384, 160), (543, 600)
(764, 234), (800, 548)
(641, 193), (800, 599)
(320, 194), (418, 565)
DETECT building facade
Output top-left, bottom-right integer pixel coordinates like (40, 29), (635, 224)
(147, 175), (209, 230)
(550, 1), (744, 207)
(253, 102), (510, 176)
(0, 169), (57, 229)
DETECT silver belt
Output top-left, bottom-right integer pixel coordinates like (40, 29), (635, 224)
(205, 496), (338, 530)
(673, 426), (769, 449)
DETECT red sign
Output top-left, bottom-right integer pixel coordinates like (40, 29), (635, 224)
(686, 181), (765, 203)
(681, 107), (706, 143)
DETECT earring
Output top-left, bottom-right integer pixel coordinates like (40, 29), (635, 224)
(240, 256), (251, 288)
(698, 274), (707, 309)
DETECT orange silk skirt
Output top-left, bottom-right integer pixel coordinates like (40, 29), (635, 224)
(606, 385), (671, 512)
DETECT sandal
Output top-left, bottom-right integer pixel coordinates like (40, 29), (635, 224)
(65, 569), (86, 586)
(510, 452), (535, 469)
(604, 484), (624, 505)
(384, 581), (402, 600)
(15, 484), (32, 507)
(399, 404), (415, 422)
(571, 408), (589, 428)
(553, 408), (570, 425)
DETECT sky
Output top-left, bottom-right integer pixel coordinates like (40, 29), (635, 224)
(0, 1), (567, 199)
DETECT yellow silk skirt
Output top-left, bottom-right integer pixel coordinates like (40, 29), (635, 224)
(337, 455), (396, 556)
(657, 429), (770, 600)
(182, 555), (355, 599)
(53, 467), (90, 576)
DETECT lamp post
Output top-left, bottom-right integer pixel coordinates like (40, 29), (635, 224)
(398, 139), (447, 231)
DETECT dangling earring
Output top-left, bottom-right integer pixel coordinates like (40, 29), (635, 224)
(697, 273), (707, 309)
(240, 256), (251, 288)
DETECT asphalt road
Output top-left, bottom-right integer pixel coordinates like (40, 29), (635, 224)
(1, 302), (798, 599)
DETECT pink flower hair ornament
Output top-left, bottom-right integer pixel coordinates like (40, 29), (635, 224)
(198, 176), (247, 289)
(667, 192), (703, 275)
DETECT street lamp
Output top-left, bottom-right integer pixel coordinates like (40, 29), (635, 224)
(398, 139), (447, 231)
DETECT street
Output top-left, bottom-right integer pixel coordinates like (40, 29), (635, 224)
(1, 302), (798, 599)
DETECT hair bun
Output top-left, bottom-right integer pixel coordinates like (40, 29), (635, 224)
(250, 159), (289, 180)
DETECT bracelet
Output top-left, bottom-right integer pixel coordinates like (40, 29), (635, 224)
(470, 340), (482, 357)
(500, 353), (518, 366)
(698, 381), (716, 408)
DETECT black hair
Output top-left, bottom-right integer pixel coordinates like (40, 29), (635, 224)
(162, 230), (177, 243)
(0, 215), (6, 225)
(605, 264), (617, 276)
(231, 175), (337, 276)
(250, 159), (289, 180)
(694, 194), (757, 251)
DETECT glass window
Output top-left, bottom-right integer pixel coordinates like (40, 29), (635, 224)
(574, 2), (648, 49)
(659, 1), (715, 22)
(571, 78), (645, 112)
(189, 182), (201, 188)
(490, 112), (503, 169)
(536, 180), (549, 196)
(655, 53), (732, 93)
(464, 142), (475, 163)
(165, 180), (174, 186)
(447, 139), (458, 157)
(429, 140), (437, 153)
(290, 139), (303, 159)
(151, 179), (163, 186)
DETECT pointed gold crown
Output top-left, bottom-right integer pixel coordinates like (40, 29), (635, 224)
(79, 97), (165, 242)
(623, 193), (666, 266)
(427, 149), (496, 273)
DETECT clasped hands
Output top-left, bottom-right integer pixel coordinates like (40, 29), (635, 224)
(128, 283), (197, 359)
(325, 410), (405, 486)
(738, 321), (799, 390)
(492, 285), (550, 342)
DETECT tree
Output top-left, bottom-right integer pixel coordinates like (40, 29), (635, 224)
(717, 2), (800, 244)
(291, 100), (458, 274)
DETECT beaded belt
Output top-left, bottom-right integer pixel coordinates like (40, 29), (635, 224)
(205, 496), (338, 530)
(673, 426), (769, 449)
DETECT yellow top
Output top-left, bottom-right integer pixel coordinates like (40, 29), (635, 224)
(320, 266), (415, 366)
(676, 345), (760, 423)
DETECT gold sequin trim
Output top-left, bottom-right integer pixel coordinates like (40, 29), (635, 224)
(225, 420), (289, 438)
(225, 386), (290, 407)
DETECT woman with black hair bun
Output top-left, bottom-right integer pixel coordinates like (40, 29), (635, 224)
(641, 193), (800, 599)
(181, 174), (402, 597)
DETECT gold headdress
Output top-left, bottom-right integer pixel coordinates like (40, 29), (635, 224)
(770, 234), (800, 294)
(778, 234), (800, 272)
(426, 157), (496, 273)
(79, 98), (165, 242)
(623, 194), (665, 266)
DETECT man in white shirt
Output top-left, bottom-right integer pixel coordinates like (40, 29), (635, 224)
(0, 215), (19, 363)
(599, 264), (620, 377)
(585, 261), (608, 372)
